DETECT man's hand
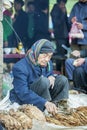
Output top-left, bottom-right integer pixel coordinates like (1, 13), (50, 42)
(48, 76), (55, 89)
(71, 50), (80, 57)
(45, 101), (58, 115)
(71, 17), (77, 23)
(76, 22), (83, 30)
(73, 58), (85, 67)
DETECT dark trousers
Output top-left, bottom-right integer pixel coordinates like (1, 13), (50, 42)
(0, 123), (3, 130)
(30, 75), (69, 102)
(73, 67), (87, 93)
(56, 38), (69, 56)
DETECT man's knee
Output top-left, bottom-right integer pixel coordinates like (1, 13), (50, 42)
(65, 58), (73, 67)
(40, 76), (50, 89)
(57, 75), (68, 82)
(74, 67), (84, 75)
(60, 75), (68, 84)
(56, 75), (68, 87)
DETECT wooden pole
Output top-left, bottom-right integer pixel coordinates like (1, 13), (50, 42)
(0, 0), (3, 98)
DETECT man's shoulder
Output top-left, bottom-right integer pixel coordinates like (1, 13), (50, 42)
(13, 58), (27, 69)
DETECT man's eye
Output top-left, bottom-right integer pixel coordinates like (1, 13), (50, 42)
(43, 54), (47, 57)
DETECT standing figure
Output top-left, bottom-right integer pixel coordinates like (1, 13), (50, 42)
(69, 0), (87, 50)
(12, 0), (28, 50)
(2, 0), (13, 48)
(26, 1), (35, 50)
(51, 0), (70, 56)
(34, 2), (51, 42)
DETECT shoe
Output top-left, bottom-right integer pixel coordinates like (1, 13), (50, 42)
(71, 87), (87, 94)
(69, 90), (79, 94)
(58, 99), (69, 111)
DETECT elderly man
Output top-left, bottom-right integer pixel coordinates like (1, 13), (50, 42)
(10, 39), (69, 114)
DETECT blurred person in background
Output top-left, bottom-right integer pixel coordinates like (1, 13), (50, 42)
(26, 1), (35, 50)
(51, 0), (70, 71)
(65, 0), (87, 94)
(69, 0), (87, 51)
(51, 0), (70, 56)
(2, 0), (13, 48)
(12, 0), (28, 51)
(2, 0), (17, 69)
(34, 1), (51, 42)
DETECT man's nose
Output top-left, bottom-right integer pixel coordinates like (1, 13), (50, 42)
(45, 57), (50, 61)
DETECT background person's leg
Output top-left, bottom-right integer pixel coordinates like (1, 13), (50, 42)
(73, 67), (87, 93)
(65, 58), (75, 80)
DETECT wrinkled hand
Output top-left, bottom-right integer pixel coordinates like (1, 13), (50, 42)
(71, 50), (80, 57)
(73, 58), (85, 67)
(45, 101), (58, 115)
(48, 76), (55, 89)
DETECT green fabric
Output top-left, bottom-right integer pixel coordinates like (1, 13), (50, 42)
(2, 15), (12, 42)
(28, 13), (34, 38)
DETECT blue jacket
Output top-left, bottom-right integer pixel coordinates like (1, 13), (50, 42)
(10, 57), (53, 111)
(69, 2), (87, 45)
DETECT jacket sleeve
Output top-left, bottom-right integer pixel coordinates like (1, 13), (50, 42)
(12, 65), (47, 111)
(69, 4), (76, 24)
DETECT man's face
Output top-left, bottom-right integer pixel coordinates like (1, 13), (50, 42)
(27, 4), (35, 13)
(14, 2), (22, 12)
(59, 1), (65, 9)
(37, 53), (53, 67)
